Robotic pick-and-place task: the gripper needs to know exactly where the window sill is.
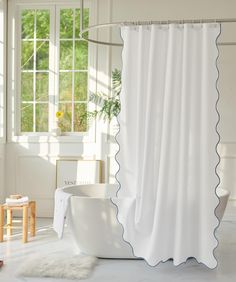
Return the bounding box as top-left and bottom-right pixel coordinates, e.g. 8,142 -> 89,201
9,133 -> 95,143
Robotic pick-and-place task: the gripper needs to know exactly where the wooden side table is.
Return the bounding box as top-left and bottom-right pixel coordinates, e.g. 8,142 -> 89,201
0,201 -> 36,243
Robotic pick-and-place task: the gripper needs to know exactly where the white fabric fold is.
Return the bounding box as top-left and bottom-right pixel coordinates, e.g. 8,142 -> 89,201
112,23 -> 221,268
6,196 -> 29,206
53,188 -> 72,239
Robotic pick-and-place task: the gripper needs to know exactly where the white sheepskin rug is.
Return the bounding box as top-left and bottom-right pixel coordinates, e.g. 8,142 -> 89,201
17,253 -> 98,280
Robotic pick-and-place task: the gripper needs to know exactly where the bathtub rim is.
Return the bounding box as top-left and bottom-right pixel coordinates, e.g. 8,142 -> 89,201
62,184 -> 230,200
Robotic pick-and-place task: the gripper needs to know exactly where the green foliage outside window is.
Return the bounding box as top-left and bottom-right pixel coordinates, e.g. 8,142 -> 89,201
21,9 -> 50,133
20,8 -> 89,133
80,69 -> 121,125
58,8 -> 89,133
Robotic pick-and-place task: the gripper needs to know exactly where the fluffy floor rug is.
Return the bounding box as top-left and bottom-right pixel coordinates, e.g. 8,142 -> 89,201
17,253 -> 98,280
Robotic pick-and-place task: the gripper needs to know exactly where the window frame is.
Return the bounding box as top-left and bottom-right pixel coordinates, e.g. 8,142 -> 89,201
19,6 -> 53,134
9,0 -> 96,143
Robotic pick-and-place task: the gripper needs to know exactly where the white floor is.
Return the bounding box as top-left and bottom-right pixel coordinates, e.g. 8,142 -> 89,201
0,213 -> 236,282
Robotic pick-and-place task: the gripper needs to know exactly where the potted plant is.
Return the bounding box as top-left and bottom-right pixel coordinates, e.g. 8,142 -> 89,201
80,69 -> 121,126
52,111 -> 64,136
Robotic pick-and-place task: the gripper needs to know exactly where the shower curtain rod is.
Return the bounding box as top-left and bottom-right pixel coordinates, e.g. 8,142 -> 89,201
80,1 -> 236,46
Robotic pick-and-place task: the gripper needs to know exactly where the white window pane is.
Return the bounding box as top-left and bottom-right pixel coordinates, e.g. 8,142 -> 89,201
36,41 -> 49,70
36,73 -> 49,101
60,41 -> 73,70
36,103 -> 48,132
21,103 -> 33,132
21,10 -> 35,39
60,9 -> 73,39
75,40 -> 88,70
20,9 -> 50,133
21,72 -> 34,101
58,103 -> 72,132
21,41 -> 34,70
36,10 -> 50,39
59,72 -> 72,101
75,8 -> 89,39
74,72 -> 87,101
74,103 -> 87,132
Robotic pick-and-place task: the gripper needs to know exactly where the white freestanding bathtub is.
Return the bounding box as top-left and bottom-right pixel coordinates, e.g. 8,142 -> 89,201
64,184 -> 230,259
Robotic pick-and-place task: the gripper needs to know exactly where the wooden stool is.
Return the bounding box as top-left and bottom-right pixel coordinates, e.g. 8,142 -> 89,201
0,201 -> 36,243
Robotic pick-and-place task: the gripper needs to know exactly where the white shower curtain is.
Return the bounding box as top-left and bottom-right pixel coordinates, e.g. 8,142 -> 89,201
112,23 -> 221,268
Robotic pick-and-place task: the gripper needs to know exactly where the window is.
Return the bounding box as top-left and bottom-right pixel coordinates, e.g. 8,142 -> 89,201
58,8 -> 89,132
21,9 -> 50,132
19,5 -> 89,134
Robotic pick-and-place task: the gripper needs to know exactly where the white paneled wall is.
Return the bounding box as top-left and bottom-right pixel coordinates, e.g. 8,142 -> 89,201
0,146 -> 5,203
0,0 -> 6,203
3,0 -> 236,217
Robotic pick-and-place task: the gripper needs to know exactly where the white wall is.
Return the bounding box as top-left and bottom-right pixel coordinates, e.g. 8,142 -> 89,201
0,144 -> 5,203
4,0 -> 236,217
0,0 -> 6,203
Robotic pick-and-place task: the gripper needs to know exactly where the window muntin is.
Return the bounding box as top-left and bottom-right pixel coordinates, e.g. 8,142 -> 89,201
20,6 -> 89,134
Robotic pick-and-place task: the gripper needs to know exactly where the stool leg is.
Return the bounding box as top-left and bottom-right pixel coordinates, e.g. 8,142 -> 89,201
7,209 -> 12,237
30,201 -> 36,237
22,206 -> 28,243
0,205 -> 4,242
